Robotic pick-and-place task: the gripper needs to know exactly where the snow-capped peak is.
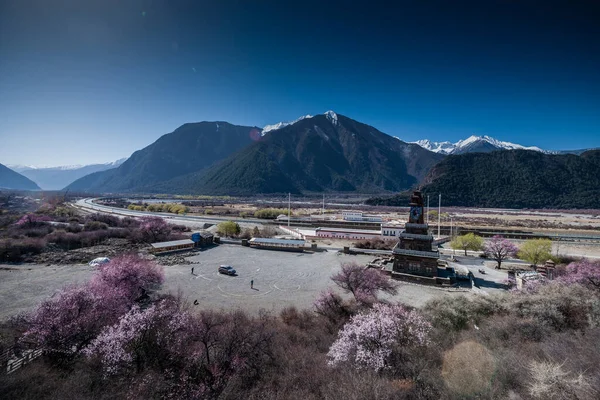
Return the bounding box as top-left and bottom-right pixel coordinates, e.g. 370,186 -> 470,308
324,110 -> 338,125
413,135 -> 548,155
262,114 -> 313,135
261,111 -> 340,135
413,139 -> 455,154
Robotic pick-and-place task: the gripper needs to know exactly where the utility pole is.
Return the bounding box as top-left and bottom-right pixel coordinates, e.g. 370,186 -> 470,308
288,192 -> 291,227
426,195 -> 430,225
450,216 -> 453,238
322,193 -> 325,215
437,194 -> 441,239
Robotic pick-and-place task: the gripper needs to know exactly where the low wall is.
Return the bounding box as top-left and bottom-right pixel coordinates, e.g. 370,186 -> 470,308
279,226 -> 305,239
390,271 -> 453,286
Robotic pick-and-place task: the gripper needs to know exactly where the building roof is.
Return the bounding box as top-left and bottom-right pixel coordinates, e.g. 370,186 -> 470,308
316,227 -> 381,235
249,238 -> 306,246
151,239 -> 195,249
392,247 -> 440,259
382,222 -> 404,228
192,231 -> 213,238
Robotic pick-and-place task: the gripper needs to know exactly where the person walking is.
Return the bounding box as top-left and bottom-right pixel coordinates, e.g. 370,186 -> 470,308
191,267 -> 194,275
250,279 -> 254,289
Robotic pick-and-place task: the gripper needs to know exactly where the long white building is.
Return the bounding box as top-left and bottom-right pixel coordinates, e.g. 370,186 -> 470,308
341,210 -> 383,222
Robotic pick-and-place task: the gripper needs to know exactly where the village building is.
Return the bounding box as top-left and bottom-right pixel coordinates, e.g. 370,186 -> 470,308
341,210 -> 383,222
191,230 -> 214,247
248,238 -> 306,252
150,239 -> 195,254
315,227 -> 383,240
381,222 -> 404,239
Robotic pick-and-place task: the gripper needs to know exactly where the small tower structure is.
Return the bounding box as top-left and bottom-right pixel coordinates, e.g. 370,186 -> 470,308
392,190 -> 439,277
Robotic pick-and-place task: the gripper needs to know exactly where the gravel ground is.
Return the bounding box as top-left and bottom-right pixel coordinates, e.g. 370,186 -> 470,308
0,244 -> 480,320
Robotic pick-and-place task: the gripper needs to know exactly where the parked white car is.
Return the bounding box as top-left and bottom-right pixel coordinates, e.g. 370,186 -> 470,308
88,257 -> 110,267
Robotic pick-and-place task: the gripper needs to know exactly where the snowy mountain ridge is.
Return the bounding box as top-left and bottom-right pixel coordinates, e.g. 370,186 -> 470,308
262,111 -> 339,134
413,135 -> 548,155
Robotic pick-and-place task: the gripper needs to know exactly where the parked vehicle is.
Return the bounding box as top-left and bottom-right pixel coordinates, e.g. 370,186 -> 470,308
218,265 -> 237,276
89,257 -> 110,267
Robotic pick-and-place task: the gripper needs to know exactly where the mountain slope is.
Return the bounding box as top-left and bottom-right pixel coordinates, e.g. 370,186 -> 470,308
11,159 -> 126,190
368,150 -> 600,209
414,135 -> 546,155
151,112 -> 445,195
0,164 -> 41,190
66,122 -> 258,192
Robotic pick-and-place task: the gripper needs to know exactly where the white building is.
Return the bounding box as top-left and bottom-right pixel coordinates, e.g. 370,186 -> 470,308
341,210 -> 383,222
315,227 -> 383,240
381,223 -> 404,239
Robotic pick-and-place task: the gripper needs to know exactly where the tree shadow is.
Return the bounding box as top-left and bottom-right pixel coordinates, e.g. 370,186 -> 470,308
472,277 -> 507,290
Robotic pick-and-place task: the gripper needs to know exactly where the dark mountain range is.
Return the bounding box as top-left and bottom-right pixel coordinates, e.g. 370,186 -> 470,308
66,122 -> 258,192
0,163 -> 41,190
367,150 -> 600,209
10,159 -> 126,190
67,112 -> 443,195
556,148 -> 600,156
148,112 -> 444,195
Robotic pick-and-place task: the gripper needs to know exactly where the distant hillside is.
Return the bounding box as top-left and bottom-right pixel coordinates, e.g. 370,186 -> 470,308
66,122 -> 258,192
11,159 -> 126,190
150,112 -> 444,195
366,150 -> 600,209
556,148 -> 600,156
0,163 -> 41,190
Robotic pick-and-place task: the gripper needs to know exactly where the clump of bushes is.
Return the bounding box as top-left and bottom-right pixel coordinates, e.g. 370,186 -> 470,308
83,221 -> 109,231
127,203 -> 189,215
254,208 -> 290,219
0,237 -> 46,262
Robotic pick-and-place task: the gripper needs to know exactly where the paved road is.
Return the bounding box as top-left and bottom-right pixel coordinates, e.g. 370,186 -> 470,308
74,198 -> 270,226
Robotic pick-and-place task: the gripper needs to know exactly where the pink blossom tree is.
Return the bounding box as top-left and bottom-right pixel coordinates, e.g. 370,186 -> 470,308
559,259 -> 600,291
327,303 -> 431,371
15,213 -> 52,227
23,285 -> 122,362
24,255 -> 164,362
86,304 -> 273,398
90,254 -> 164,304
84,299 -> 191,376
137,216 -> 172,243
331,262 -> 398,304
484,235 -> 518,269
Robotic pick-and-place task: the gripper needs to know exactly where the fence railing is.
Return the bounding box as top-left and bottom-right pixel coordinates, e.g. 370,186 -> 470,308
1,346 -> 43,374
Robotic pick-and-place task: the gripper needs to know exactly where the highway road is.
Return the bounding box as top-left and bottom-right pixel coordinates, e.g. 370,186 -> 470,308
73,198 -> 272,227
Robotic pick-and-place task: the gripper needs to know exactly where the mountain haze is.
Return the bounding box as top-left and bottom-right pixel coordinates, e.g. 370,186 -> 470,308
66,122 -> 258,192
150,112 -> 444,195
11,159 -> 126,190
0,163 -> 41,190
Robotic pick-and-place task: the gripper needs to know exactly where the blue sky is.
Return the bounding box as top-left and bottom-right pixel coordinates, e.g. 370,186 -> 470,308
1,0 -> 599,166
